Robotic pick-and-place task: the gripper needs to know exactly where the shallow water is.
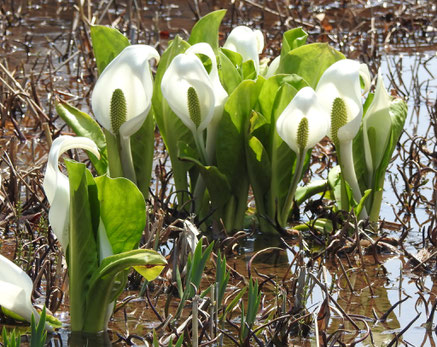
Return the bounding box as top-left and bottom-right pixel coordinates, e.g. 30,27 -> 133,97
1,0 -> 437,345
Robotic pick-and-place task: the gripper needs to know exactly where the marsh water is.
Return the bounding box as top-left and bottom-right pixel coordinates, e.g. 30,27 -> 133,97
0,0 -> 436,346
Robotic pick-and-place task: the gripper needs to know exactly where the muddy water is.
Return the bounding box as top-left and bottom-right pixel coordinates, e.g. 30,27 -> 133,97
1,0 -> 437,346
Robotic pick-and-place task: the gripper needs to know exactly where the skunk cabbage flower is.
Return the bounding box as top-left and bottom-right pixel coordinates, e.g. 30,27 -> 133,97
185,43 -> 228,130
161,47 -> 215,135
316,59 -> 370,144
316,59 -> 370,210
91,45 -> 159,138
276,87 -> 329,154
0,255 -> 53,332
161,43 -> 228,163
224,26 -> 264,74
276,87 -> 329,226
43,135 -> 100,250
363,71 -> 392,176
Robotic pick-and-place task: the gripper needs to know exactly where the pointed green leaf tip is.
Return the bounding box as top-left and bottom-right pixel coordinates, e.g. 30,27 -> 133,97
187,87 -> 201,129
297,117 -> 309,151
331,97 -> 347,145
110,88 -> 127,134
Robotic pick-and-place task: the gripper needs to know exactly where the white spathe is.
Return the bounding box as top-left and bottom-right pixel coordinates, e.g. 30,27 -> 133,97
265,56 -> 280,79
276,86 -> 329,154
161,43 -> 228,137
91,45 -> 159,137
363,71 -> 392,175
0,254 -> 53,332
43,135 -> 100,251
185,43 -> 228,126
316,59 -> 370,143
223,26 -> 264,74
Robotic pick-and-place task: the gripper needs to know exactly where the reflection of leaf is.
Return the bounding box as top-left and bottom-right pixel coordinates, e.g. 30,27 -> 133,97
317,298 -> 330,333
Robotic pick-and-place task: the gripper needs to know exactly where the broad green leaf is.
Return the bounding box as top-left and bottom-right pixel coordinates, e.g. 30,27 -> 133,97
152,36 -> 193,204
295,179 -> 328,206
242,60 -> 256,80
188,10 -> 226,52
90,25 -> 130,74
179,152 -> 231,209
247,136 -> 272,195
215,79 -> 264,230
94,175 -> 146,254
279,28 -> 308,60
134,264 -> 165,281
277,43 -> 345,88
65,160 -> 99,332
131,109 -> 155,198
258,74 -> 308,132
218,79 -> 264,190
84,249 -> 166,332
270,84 -> 298,208
56,101 -> 108,175
218,50 -> 243,94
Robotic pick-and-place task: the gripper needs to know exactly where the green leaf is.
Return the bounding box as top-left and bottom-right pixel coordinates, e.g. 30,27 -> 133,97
30,307 -> 47,347
246,135 -> 272,196
277,43 -> 345,88
65,160 -> 99,332
242,60 -> 257,80
188,240 -> 214,298
354,189 -> 372,217
131,109 -> 155,199
295,179 -> 328,206
327,165 -> 353,212
94,175 -> 146,255
179,153 -> 231,209
218,49 -> 242,94
90,25 -> 130,74
56,101 -> 108,175
152,36 -> 193,204
270,84 -> 298,210
279,27 -> 308,60
84,249 -> 166,332
216,251 -> 229,308
188,10 -> 226,52
216,79 -> 264,230
218,79 -> 264,190
258,74 -> 308,130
